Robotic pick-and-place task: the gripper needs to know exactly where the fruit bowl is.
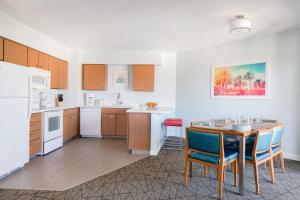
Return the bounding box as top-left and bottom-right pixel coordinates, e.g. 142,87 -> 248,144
146,102 -> 157,109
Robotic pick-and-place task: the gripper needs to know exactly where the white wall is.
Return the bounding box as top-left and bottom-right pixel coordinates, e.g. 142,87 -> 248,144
0,10 -> 70,61
176,29 -> 300,160
80,49 -> 162,65
78,52 -> 177,108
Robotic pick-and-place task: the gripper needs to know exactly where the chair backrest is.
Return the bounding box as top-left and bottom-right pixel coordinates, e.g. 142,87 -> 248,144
272,126 -> 284,147
186,128 -> 222,155
255,129 -> 273,154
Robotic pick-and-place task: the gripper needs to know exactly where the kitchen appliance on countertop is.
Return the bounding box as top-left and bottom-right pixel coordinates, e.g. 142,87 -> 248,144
30,67 -> 50,90
40,110 -> 63,155
0,61 -> 31,178
85,93 -> 95,106
40,92 -> 50,108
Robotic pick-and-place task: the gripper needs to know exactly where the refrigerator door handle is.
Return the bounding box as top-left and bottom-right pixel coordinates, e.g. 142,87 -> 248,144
28,76 -> 32,120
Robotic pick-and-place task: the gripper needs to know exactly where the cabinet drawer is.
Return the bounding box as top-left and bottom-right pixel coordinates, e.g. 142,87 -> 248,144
64,108 -> 78,116
30,113 -> 41,123
30,139 -> 41,156
30,129 -> 41,141
30,122 -> 41,132
101,108 -> 128,114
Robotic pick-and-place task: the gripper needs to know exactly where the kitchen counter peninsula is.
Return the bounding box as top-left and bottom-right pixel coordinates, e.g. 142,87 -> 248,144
126,106 -> 173,155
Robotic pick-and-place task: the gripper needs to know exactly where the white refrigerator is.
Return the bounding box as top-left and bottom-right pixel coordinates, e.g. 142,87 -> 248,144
0,61 -> 31,178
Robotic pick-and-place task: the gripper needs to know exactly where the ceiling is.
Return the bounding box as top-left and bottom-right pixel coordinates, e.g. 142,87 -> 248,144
0,0 -> 300,52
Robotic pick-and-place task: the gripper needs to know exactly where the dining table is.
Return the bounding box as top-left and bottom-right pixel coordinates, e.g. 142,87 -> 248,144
190,119 -> 281,195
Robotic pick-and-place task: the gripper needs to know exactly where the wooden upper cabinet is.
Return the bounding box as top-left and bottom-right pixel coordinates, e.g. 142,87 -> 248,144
82,64 -> 107,91
49,57 -> 68,89
38,51 -> 49,70
0,37 -> 3,61
4,38 -> 28,66
27,48 -> 39,68
58,59 -> 68,89
132,64 -> 154,92
49,56 -> 59,88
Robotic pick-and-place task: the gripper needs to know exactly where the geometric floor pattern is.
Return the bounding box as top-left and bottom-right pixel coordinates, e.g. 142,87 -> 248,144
1,148 -> 300,200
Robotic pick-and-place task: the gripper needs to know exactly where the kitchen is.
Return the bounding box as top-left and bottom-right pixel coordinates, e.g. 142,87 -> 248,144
0,34 -> 176,190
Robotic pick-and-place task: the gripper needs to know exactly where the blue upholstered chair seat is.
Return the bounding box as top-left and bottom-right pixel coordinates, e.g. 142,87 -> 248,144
245,149 -> 271,161
190,150 -> 238,165
272,145 -> 281,154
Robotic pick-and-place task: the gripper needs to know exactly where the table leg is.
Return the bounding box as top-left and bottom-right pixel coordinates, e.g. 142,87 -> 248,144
239,136 -> 245,195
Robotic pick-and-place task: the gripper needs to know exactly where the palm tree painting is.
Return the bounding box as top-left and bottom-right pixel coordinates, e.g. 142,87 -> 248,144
212,62 -> 268,98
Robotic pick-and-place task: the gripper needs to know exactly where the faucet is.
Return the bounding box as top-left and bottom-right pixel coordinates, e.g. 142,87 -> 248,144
116,92 -> 123,105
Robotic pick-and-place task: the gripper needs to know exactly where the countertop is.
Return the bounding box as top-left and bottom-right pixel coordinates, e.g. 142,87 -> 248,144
126,106 -> 173,114
31,105 -> 80,113
32,105 -> 133,113
32,105 -> 173,114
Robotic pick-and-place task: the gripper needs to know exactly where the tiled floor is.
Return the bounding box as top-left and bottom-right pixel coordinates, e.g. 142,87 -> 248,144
0,148 -> 300,199
0,138 -> 146,191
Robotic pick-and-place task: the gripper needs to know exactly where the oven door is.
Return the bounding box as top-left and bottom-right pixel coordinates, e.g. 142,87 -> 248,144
43,110 -> 63,142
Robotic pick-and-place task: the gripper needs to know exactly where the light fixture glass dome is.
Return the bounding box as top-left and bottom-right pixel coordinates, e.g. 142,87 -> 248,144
230,15 -> 251,35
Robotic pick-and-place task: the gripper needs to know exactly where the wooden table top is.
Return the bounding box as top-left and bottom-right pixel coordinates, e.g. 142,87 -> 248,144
190,120 -> 281,137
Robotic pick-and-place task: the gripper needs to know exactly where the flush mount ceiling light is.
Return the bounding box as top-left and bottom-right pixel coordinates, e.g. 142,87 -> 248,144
229,14 -> 251,35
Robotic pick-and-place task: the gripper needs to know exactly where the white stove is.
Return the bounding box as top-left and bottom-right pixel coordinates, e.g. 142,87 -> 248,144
40,110 -> 63,155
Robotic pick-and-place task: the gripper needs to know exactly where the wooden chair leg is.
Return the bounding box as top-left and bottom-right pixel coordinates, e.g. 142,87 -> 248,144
204,165 -> 208,177
218,166 -> 224,200
234,160 -> 237,187
269,158 -> 275,184
223,166 -> 226,182
253,162 -> 260,195
279,152 -> 285,174
184,157 -> 190,185
263,162 -> 267,169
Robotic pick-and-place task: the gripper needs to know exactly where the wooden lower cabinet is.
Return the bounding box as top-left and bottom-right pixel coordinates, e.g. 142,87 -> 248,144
30,139 -> 41,156
116,114 -> 128,136
29,113 -> 42,157
101,113 -> 117,136
101,108 -> 128,137
63,108 -> 80,142
128,113 -> 151,151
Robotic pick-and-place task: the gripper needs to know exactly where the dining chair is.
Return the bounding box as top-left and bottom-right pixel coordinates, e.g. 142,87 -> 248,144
184,127 -> 238,200
245,129 -> 275,195
271,125 -> 285,173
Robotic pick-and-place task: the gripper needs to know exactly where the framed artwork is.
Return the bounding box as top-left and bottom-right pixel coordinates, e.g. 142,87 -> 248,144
113,70 -> 128,87
211,60 -> 270,99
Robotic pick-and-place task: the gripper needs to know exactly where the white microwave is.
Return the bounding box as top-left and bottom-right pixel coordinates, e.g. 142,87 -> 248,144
29,67 -> 51,90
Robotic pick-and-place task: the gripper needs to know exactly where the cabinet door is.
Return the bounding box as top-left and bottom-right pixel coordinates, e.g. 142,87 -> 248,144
82,64 -> 107,90
49,56 -> 59,88
101,113 -> 116,136
28,48 -> 39,68
63,115 -> 71,142
58,59 -> 68,89
30,139 -> 41,157
116,114 -> 128,136
128,113 -> 150,150
38,51 -> 49,70
0,37 -> 3,61
71,113 -> 79,137
132,64 -> 154,92
4,39 -> 28,66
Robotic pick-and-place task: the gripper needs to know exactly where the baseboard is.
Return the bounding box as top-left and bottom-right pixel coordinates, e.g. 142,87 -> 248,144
284,152 -> 300,161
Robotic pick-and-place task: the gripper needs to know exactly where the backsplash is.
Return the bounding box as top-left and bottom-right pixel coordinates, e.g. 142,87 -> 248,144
32,89 -> 62,109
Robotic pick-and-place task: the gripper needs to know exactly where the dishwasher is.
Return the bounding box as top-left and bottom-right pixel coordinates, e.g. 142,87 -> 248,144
80,107 -> 101,138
